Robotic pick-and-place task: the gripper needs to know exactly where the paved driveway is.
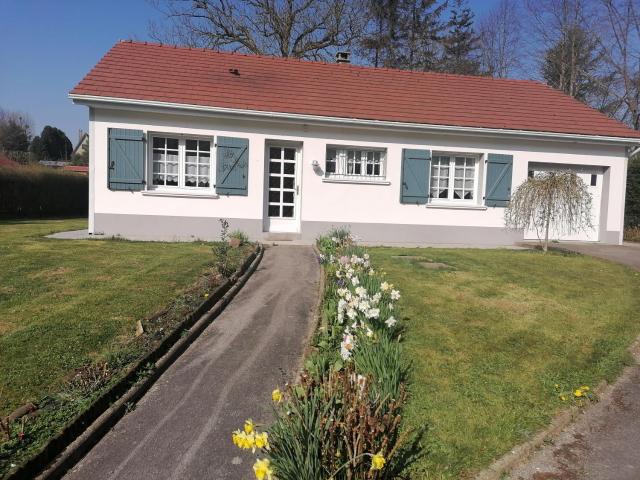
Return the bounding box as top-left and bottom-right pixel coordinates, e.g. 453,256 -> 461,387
507,241 -> 640,480
64,245 -> 319,480
554,242 -> 640,271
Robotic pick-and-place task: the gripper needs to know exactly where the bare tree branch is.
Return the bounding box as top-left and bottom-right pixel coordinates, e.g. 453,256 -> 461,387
148,0 -> 367,60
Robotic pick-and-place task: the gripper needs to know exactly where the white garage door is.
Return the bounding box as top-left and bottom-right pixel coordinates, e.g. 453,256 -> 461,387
524,166 -> 603,242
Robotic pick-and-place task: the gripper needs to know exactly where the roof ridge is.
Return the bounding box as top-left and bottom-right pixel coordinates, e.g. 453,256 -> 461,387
115,39 -> 543,86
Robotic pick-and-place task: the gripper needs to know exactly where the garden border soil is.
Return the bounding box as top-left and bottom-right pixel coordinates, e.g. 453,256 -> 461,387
6,244 -> 264,480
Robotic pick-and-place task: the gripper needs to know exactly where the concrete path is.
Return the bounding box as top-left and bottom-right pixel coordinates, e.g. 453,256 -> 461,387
64,245 -> 319,480
505,243 -> 640,480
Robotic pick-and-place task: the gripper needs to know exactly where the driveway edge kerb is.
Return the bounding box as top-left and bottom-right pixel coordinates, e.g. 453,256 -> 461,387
7,244 -> 264,480
475,336 -> 640,480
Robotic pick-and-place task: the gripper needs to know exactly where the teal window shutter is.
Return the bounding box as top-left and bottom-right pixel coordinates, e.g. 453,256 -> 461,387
108,128 -> 145,191
216,136 -> 249,196
485,153 -> 513,207
400,149 -> 431,204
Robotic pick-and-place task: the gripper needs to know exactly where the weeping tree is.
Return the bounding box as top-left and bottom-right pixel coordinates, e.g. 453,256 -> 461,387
505,171 -> 593,252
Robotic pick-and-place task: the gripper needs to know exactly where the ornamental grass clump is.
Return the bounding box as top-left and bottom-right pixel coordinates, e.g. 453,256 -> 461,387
231,228 -> 423,479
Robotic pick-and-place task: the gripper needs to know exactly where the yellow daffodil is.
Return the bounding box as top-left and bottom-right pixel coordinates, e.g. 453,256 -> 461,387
232,430 -> 256,451
271,388 -> 283,403
574,389 -> 583,397
253,458 -> 274,480
244,419 -> 255,434
370,452 -> 386,471
255,431 -> 270,450
580,385 -> 590,391
560,395 -> 567,401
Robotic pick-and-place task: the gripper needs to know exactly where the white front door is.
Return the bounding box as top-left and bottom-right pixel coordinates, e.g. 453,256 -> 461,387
524,167 -> 603,242
265,145 -> 301,233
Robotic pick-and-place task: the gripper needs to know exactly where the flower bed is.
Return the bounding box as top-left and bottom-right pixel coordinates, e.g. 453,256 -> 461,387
232,228 -> 422,479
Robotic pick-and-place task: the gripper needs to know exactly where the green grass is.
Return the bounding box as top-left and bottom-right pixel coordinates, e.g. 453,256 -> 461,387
0,218 -> 225,414
369,248 -> 640,479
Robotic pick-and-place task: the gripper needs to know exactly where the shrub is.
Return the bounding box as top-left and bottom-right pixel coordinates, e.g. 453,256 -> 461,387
0,164 -> 87,217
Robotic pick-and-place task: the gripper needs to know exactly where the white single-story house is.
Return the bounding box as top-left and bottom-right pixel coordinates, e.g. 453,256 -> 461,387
70,41 -> 640,245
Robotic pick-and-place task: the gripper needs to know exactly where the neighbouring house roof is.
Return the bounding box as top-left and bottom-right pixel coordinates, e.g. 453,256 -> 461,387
73,132 -> 89,156
71,40 -> 640,140
0,153 -> 19,167
63,165 -> 89,174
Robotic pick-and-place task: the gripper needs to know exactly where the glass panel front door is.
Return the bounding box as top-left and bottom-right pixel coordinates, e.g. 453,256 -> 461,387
268,147 -> 296,219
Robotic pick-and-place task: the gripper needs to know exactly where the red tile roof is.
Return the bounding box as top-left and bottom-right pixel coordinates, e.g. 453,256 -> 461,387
63,165 -> 89,174
72,41 -> 640,140
0,153 -> 19,167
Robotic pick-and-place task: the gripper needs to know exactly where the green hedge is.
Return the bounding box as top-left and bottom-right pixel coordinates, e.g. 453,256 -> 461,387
0,165 -> 88,217
626,155 -> 640,228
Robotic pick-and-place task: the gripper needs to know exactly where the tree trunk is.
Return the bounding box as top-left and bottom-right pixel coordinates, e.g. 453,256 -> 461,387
544,217 -> 550,252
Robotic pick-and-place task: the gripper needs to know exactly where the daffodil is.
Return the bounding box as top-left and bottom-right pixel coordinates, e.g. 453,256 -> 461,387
244,419 -> 255,434
232,430 -> 256,450
271,388 -> 282,403
560,395 -> 567,401
580,385 -> 590,391
370,452 -> 386,471
255,431 -> 270,450
574,389 -> 583,397
253,458 -> 274,480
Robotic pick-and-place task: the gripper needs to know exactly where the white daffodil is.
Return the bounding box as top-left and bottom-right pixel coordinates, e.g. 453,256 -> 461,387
390,289 -> 401,300
340,333 -> 356,360
380,281 -> 390,291
346,308 -> 357,319
385,316 -> 397,328
366,308 -> 380,319
355,286 -> 367,298
351,276 -> 360,286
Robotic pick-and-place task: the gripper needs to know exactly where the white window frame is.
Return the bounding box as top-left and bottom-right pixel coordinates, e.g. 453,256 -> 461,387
429,152 -> 480,204
147,133 -> 215,192
324,146 -> 387,182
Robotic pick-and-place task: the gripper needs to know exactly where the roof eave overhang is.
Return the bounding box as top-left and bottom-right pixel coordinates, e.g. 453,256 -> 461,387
69,94 -> 640,146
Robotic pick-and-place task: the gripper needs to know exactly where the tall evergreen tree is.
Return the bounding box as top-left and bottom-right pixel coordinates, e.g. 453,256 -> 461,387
395,0 -> 448,71
31,126 -> 72,161
359,0 -> 401,67
542,24 -> 603,102
441,0 -> 480,75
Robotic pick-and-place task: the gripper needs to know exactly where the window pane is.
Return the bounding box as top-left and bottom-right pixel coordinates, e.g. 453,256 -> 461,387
268,205 -> 280,217
326,148 -> 336,160
283,191 -> 294,204
282,206 -> 294,217
198,178 -> 210,187
269,147 -> 281,159
269,176 -> 280,188
269,191 -> 280,202
284,148 -> 295,160
269,162 -> 281,174
186,139 -> 198,150
283,163 -> 295,175
199,140 -> 210,151
283,177 -> 294,189
167,138 -> 179,150
326,160 -> 336,173
153,137 -> 164,148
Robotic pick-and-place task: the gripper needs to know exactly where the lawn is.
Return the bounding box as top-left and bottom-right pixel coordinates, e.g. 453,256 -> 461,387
0,218 -> 232,414
369,248 -> 640,479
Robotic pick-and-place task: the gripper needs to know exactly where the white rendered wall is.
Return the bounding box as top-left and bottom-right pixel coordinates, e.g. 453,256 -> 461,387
89,108 -> 629,243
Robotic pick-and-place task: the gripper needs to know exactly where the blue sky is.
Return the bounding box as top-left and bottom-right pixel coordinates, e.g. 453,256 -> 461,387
0,0 -> 498,143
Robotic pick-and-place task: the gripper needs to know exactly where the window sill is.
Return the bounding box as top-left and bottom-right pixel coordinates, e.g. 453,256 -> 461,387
142,190 -> 219,199
426,203 -> 487,211
322,177 -> 390,186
